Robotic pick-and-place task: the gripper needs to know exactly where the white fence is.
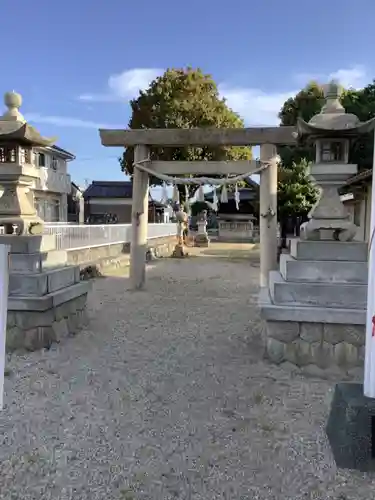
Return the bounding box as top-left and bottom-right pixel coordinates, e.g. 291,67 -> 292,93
43,223 -> 176,251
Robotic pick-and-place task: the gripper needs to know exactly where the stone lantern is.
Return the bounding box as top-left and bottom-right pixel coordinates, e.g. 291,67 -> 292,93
0,91 -> 56,235
260,81 -> 375,379
297,81 -> 375,241
0,92 -> 91,355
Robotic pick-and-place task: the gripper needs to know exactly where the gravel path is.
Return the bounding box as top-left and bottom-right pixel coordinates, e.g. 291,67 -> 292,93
1,243 -> 374,499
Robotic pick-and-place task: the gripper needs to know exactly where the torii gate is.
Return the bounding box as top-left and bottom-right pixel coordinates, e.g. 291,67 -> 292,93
98,126 -> 296,290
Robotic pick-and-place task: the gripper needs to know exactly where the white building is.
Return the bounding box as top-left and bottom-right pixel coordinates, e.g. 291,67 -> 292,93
341,168 -> 372,242
32,144 -> 75,222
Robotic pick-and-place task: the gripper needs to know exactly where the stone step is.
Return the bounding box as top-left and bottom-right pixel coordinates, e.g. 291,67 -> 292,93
269,270 -> 367,309
259,287 -> 366,325
9,266 -> 80,297
280,254 -> 368,284
9,250 -> 68,273
8,281 -> 91,312
290,239 -> 368,262
0,234 -> 56,254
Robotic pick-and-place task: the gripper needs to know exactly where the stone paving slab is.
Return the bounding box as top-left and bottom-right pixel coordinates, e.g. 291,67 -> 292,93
0,242 -> 374,499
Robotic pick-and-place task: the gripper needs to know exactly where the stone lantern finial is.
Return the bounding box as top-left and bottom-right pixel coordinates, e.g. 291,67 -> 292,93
323,80 -> 341,99
320,80 -> 345,115
308,80 -> 359,130
1,91 -> 26,123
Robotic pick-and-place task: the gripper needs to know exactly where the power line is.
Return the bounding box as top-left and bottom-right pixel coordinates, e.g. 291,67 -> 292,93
73,155 -> 121,162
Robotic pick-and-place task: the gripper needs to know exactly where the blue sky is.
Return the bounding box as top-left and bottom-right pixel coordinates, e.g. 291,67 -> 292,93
1,0 -> 375,193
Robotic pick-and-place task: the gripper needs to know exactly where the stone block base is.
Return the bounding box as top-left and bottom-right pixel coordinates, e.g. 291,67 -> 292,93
264,319 -> 364,377
326,383 -> 375,471
194,234 -> 210,247
6,293 -> 89,352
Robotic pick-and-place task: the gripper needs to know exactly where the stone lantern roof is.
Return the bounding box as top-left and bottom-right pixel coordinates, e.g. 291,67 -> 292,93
295,81 -> 375,139
0,91 -> 56,146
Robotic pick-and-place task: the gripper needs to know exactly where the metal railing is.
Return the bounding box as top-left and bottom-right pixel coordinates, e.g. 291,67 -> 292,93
43,223 -> 176,251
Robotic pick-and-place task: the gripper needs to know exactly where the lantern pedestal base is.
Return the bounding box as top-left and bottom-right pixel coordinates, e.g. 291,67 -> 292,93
171,244 -> 188,258
300,217 -> 357,242
326,383 -> 375,472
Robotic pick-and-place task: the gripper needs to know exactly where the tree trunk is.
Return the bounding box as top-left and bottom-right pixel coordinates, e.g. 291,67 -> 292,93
280,217 -> 288,249
177,184 -> 196,208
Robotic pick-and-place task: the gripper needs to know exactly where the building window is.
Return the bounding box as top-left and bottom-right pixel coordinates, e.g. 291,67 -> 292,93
34,198 -> 43,219
51,156 -> 58,170
51,200 -> 60,221
38,153 -> 46,167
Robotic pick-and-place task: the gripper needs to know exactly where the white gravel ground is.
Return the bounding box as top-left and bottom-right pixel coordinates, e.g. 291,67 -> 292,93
0,243 -> 374,499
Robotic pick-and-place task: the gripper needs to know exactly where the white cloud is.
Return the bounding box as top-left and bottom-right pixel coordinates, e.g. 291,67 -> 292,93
295,65 -> 368,90
330,66 -> 368,89
25,113 -> 122,129
222,65 -> 368,126
78,68 -> 164,102
218,85 -> 297,126
77,67 -> 296,126
28,65 -> 369,130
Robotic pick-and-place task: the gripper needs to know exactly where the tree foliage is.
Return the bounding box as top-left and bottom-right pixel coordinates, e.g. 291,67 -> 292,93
120,68 -> 252,200
277,159 -> 318,219
278,82 -> 324,168
190,201 -> 210,216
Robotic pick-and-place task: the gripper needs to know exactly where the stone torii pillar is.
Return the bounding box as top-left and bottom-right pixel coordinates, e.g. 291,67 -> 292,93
129,145 -> 150,290
259,143 -> 278,288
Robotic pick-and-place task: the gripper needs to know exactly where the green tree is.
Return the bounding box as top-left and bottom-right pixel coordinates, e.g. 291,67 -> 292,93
278,159 -> 318,219
276,82 -> 323,236
277,158 -> 319,246
342,83 -> 375,168
120,68 -> 252,202
190,201 -> 210,216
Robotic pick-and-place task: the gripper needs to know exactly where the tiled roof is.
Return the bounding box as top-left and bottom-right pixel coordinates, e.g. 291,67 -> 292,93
83,181 -> 133,199
343,168 -> 372,187
83,181 -> 167,208
47,145 -> 76,161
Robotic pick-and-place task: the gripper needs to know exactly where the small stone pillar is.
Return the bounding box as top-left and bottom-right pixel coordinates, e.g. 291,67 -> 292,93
195,210 -> 210,247
76,191 -> 85,224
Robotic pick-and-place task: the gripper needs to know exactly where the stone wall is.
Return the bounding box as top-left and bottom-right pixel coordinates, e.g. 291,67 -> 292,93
218,221 -> 259,243
265,320 -> 364,378
66,236 -> 176,278
7,293 -> 88,352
